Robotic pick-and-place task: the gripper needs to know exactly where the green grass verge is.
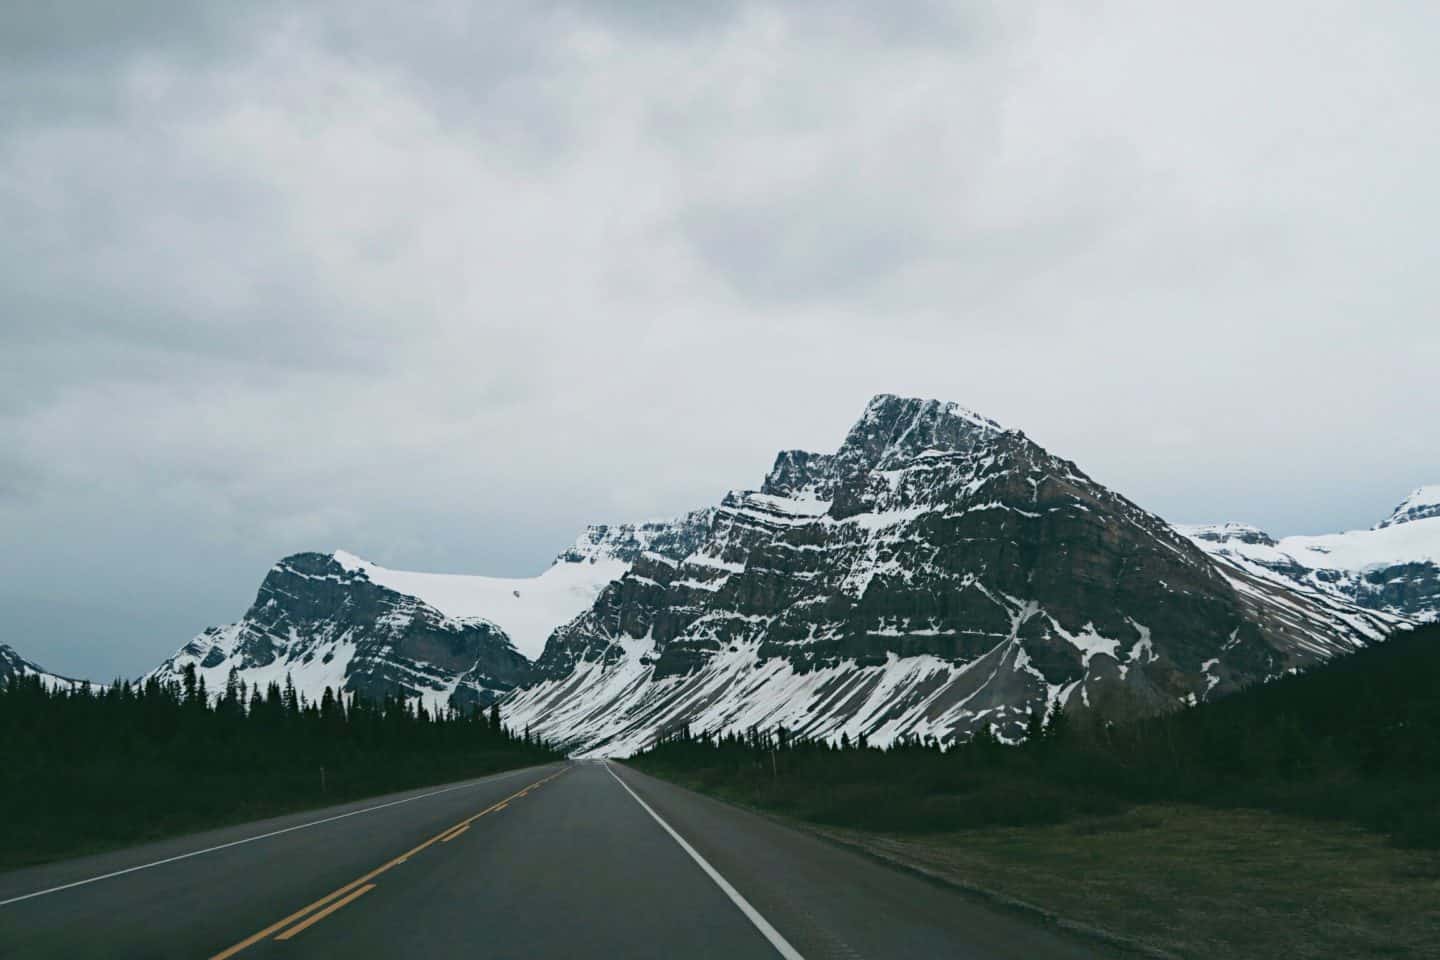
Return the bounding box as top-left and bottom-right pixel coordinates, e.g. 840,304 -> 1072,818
639,765 -> 1440,959
813,805 -> 1440,960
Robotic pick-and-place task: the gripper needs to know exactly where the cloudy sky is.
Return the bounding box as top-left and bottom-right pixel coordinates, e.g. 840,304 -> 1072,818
3,1 -> 1436,680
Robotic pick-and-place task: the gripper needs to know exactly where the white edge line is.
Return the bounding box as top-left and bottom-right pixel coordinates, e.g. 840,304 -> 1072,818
604,761 -> 805,960
0,766 -> 543,907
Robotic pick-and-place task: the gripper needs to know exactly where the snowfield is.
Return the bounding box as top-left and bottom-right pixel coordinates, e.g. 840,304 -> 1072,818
1178,516 -> 1440,573
1177,487 -> 1440,623
334,550 -> 627,659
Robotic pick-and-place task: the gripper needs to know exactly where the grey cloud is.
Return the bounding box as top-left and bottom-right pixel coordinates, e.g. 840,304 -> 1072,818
680,198 -> 932,302
558,0 -> 987,49
0,2 -> 249,62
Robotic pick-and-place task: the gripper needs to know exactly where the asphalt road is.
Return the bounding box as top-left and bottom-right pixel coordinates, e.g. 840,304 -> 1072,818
0,761 -> 1102,959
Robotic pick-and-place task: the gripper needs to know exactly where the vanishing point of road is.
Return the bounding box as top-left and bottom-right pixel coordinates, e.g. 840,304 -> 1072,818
0,761 -> 1102,958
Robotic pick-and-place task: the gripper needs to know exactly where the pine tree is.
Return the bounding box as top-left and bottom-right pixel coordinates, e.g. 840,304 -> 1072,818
181,663 -> 198,705
1024,704 -> 1046,744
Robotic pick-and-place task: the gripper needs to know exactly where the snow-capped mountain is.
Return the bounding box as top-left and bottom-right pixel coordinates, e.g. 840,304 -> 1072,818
137,395 -> 1416,754
1177,486 -> 1440,622
1377,486 -> 1440,529
148,513 -> 712,711
504,395 -> 1400,755
0,642 -> 84,691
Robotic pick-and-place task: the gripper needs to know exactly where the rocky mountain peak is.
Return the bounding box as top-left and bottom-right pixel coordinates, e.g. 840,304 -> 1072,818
507,394 -> 1398,755
837,394 -> 1004,472
1377,485 -> 1440,529
1179,522 -> 1280,548
761,449 -> 838,501
555,510 -> 716,566
760,395 -> 1004,506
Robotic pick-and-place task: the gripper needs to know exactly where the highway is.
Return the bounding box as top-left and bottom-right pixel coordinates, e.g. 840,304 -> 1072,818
0,761 -> 1102,958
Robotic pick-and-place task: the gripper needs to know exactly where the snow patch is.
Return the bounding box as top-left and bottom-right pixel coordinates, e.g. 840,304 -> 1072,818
333,550 -> 627,659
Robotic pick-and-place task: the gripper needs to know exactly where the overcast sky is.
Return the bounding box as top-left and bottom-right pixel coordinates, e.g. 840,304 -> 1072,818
3,1 -> 1437,680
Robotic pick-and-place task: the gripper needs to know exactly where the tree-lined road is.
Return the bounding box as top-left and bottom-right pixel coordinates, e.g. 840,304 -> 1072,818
0,761 -> 1100,958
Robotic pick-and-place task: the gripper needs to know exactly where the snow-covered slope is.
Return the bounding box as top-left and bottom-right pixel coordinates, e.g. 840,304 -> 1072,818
1177,488 -> 1440,622
332,550 -> 627,660
505,394 -> 1400,756
148,513 -> 714,711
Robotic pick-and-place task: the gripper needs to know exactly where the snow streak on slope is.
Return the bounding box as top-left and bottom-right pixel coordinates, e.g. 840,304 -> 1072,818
506,634 -> 1047,758
333,550 -> 626,660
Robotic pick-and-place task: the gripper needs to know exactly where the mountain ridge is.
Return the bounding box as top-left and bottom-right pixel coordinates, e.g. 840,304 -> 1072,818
1176,494 -> 1440,623
504,395 -> 1402,755
144,510 -> 714,710
16,394 -> 1427,757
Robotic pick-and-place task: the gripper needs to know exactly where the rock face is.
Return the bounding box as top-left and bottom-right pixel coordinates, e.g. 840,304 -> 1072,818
147,515 -> 712,711
558,511 -> 717,565
504,395 -> 1401,755
1177,488 -> 1440,623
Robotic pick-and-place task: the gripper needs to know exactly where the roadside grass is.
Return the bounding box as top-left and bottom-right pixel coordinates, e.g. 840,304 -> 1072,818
642,763 -> 1440,959
628,624 -> 1440,955
811,804 -> 1440,960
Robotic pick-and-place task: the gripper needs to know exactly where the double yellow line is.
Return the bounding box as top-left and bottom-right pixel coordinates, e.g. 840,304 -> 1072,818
210,767 -> 566,958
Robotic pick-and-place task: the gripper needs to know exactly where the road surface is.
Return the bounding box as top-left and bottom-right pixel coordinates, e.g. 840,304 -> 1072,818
0,761 -> 1103,958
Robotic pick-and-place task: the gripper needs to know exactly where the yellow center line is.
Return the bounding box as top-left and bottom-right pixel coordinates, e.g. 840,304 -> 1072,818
439,825 -> 469,843
273,884 -> 375,941
208,767 -> 566,959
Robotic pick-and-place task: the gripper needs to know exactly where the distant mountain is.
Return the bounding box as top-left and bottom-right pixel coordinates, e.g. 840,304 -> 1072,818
0,642 -> 83,691
147,513 -> 713,711
504,395 -> 1401,755
1377,486 -> 1440,528
1177,485 -> 1440,622
129,396 -> 1419,754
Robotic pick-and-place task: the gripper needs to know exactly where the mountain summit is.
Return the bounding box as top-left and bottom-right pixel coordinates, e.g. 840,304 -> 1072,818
1377,485 -> 1440,529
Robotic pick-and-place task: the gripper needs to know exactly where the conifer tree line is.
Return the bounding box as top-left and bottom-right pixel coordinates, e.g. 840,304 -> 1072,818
0,664 -> 559,868
632,623 -> 1440,849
